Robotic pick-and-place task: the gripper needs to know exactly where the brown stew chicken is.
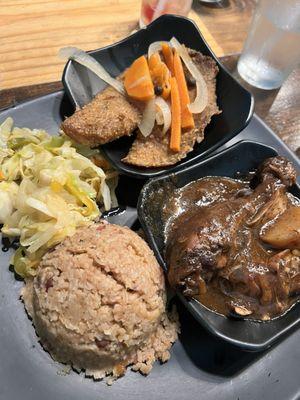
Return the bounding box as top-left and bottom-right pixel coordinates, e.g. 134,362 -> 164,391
166,157 -> 300,320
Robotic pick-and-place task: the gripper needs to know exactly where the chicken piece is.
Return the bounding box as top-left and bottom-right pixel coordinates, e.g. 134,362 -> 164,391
61,86 -> 141,147
269,250 -> 300,296
258,155 -> 297,187
246,188 -> 288,226
123,51 -> 220,167
166,156 -> 300,319
260,205 -> 300,249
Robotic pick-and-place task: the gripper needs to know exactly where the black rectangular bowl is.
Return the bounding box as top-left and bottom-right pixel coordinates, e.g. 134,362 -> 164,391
137,140 -> 300,351
62,14 -> 254,179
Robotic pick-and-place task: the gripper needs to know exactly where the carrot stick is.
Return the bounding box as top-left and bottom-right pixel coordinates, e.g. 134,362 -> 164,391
170,77 -> 181,152
161,43 -> 174,76
173,51 -> 195,131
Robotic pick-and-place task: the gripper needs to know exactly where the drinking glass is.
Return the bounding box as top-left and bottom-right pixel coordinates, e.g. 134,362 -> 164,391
140,0 -> 193,27
237,0 -> 300,90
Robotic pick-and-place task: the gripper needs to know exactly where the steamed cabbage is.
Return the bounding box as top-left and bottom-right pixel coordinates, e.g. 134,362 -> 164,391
0,118 -> 118,277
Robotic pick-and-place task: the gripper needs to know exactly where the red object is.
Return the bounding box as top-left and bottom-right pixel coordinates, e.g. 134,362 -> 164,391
141,1 -> 157,24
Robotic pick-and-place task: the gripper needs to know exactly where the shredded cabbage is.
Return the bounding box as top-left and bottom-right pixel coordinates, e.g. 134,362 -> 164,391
0,118 -> 118,277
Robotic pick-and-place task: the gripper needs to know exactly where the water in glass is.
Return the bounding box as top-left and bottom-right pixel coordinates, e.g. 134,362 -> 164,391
238,0 -> 300,89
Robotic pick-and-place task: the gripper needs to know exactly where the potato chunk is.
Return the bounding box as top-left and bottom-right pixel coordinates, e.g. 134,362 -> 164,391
260,206 -> 300,249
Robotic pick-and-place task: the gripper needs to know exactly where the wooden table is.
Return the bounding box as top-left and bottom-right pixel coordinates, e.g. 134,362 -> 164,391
0,0 -> 299,156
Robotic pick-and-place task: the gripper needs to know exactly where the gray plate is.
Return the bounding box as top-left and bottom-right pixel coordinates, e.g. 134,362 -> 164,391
0,92 -> 299,400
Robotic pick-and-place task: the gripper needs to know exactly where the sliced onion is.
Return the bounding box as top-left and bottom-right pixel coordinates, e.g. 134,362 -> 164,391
156,109 -> 164,126
155,97 -> 171,134
138,99 -> 156,137
170,37 -> 208,113
148,41 -> 169,59
190,80 -> 208,114
59,47 -> 125,95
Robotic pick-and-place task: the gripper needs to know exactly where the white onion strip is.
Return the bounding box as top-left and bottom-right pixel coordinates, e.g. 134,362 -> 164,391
155,97 -> 171,134
191,80 -> 208,114
148,41 -> 169,59
138,98 -> 156,137
59,47 -> 125,95
170,37 -> 208,113
156,109 -> 164,126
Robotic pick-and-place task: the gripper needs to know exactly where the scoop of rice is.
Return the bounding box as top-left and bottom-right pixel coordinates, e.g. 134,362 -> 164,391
22,221 -> 178,383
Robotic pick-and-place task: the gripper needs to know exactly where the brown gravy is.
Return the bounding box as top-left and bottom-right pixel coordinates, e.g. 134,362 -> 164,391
165,157 -> 300,320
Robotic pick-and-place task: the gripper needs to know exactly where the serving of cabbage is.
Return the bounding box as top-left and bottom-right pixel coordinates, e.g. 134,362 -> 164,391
0,118 -> 118,277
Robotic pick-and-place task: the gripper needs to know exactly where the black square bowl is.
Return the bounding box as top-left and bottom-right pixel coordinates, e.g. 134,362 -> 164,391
62,14 -> 254,179
137,140 -> 300,351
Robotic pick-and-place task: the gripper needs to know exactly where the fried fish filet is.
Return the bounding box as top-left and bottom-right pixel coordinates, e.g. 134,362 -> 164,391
61,86 -> 142,147
123,51 -> 220,167
61,49 -> 220,167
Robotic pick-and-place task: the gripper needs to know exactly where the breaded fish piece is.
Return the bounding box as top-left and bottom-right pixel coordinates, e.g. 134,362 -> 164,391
61,86 -> 141,147
123,52 -> 220,167
123,125 -> 197,168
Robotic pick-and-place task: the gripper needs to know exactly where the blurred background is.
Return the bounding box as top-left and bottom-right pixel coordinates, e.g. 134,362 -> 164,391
0,0 -> 258,88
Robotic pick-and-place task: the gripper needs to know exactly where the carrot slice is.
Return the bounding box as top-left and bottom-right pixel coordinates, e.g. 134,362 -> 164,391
170,77 -> 181,152
162,43 -> 174,76
173,51 -> 195,131
148,53 -> 161,71
124,55 -> 154,101
148,52 -> 171,100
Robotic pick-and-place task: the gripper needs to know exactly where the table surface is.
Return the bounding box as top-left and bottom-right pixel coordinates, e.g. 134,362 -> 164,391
0,0 -> 299,156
